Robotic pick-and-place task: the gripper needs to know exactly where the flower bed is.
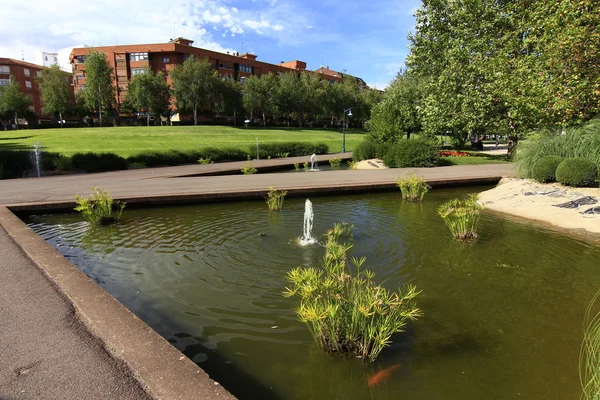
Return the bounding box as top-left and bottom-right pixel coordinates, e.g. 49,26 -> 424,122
439,150 -> 478,157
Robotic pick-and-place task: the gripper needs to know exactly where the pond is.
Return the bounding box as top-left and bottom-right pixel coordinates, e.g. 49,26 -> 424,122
25,187 -> 600,400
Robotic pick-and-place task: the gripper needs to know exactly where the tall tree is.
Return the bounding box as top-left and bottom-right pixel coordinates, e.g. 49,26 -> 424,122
170,56 -> 220,125
296,72 -> 328,127
242,73 -> 279,126
0,76 -> 31,129
276,72 -> 301,127
126,68 -> 170,126
83,51 -> 115,127
38,65 -> 72,127
217,78 -> 244,126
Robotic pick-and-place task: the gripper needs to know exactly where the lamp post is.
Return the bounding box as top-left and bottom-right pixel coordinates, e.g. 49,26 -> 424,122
342,107 -> 352,153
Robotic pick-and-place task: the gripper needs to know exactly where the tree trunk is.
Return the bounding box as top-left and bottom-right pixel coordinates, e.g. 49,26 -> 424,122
99,101 -> 102,127
233,109 -> 236,126
14,112 -> 19,130
59,112 -> 63,128
193,105 -> 198,125
147,113 -> 150,126
262,111 -> 266,127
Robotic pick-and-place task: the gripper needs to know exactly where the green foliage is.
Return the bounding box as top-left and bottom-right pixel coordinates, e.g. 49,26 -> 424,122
241,160 -> 257,175
303,161 -> 309,172
38,65 -> 72,124
128,147 -> 248,167
243,73 -> 279,126
126,68 -> 170,125
0,76 -> 31,122
294,163 -> 300,171
0,150 -> 31,179
515,120 -> 600,178
580,291 -> 600,400
555,158 -> 598,187
74,187 -> 125,226
197,157 -> 213,165
382,137 -> 441,168
253,142 -> 328,159
71,152 -> 128,173
329,157 -> 342,168
171,56 -> 221,125
347,160 -> 358,170
83,51 -> 115,126
265,187 -> 287,211
326,221 -> 354,242
531,156 -> 564,183
438,194 -> 483,241
50,154 -> 74,172
352,140 -> 378,161
396,174 -> 430,201
284,224 -> 422,362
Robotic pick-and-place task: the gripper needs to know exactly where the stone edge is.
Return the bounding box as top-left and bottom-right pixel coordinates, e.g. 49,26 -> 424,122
0,205 -> 235,400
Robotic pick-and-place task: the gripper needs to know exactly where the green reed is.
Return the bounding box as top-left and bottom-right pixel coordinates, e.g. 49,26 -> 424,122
74,187 -> 125,226
303,161 -> 310,172
347,160 -> 358,170
241,160 -> 257,175
284,224 -> 422,362
397,174 -> 430,201
294,163 -> 300,171
265,187 -> 287,211
437,193 -> 482,240
329,157 -> 342,168
580,291 -> 600,400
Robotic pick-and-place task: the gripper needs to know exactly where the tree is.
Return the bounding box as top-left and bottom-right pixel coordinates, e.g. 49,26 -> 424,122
296,72 -> 328,127
367,71 -> 422,143
276,72 -> 301,126
38,65 -> 72,127
0,76 -> 31,129
83,51 -> 115,127
171,56 -> 220,125
242,73 -> 279,126
126,68 -> 170,126
217,78 -> 244,126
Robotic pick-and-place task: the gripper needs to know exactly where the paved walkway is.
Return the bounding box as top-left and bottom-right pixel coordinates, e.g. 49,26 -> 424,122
0,159 -> 514,399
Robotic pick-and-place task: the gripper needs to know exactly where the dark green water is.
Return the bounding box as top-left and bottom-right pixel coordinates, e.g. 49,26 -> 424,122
25,187 -> 600,400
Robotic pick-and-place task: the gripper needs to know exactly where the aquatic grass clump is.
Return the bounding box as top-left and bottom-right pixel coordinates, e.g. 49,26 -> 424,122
396,174 -> 430,201
329,157 -> 342,168
265,187 -> 287,211
580,291 -> 600,400
74,187 -> 125,226
437,194 -> 482,240
241,160 -> 257,175
284,225 -> 422,362
326,221 -> 353,241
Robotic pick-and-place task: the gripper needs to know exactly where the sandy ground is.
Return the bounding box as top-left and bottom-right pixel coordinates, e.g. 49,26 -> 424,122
355,158 -> 388,170
479,178 -> 600,238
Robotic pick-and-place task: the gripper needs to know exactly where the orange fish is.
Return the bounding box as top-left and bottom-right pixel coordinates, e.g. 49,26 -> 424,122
368,363 -> 402,387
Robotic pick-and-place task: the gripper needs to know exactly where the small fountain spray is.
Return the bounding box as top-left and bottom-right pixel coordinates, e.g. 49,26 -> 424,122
309,154 -> 319,172
33,142 -> 42,178
298,199 -> 317,246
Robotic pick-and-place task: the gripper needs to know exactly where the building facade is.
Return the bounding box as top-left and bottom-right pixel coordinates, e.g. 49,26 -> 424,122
0,58 -> 73,122
70,37 -> 313,109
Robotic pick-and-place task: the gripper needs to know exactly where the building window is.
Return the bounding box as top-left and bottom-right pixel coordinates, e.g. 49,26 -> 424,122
24,68 -> 30,77
130,52 -> 149,61
76,56 -> 86,63
130,68 -> 146,76
25,81 -> 32,89
239,64 -> 252,73
0,78 -> 10,86
162,57 -> 170,63
36,70 -> 42,78
0,65 -> 9,74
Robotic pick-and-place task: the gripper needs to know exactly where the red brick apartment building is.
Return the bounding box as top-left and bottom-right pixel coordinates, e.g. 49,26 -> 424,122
70,38 -> 366,111
70,37 -> 312,109
0,58 -> 75,121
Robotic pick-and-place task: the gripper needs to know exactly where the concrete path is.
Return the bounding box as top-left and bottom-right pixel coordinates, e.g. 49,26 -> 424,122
0,225 -> 151,400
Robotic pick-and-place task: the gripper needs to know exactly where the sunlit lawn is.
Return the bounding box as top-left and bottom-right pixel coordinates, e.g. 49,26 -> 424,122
0,126 -> 366,157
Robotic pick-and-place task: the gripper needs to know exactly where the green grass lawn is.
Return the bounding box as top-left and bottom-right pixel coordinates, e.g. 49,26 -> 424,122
0,126 -> 367,157
440,154 -> 510,165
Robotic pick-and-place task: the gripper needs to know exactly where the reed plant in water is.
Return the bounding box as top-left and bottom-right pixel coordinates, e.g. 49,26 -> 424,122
294,163 -> 300,171
329,157 -> 342,168
303,161 -> 310,172
437,193 -> 482,240
580,290 -> 600,400
265,187 -> 287,211
347,160 -> 358,170
284,224 -> 422,362
74,187 -> 125,226
241,160 -> 257,175
396,174 -> 430,201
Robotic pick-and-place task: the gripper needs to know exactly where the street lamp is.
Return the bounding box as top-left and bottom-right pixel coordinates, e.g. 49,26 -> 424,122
342,107 -> 352,153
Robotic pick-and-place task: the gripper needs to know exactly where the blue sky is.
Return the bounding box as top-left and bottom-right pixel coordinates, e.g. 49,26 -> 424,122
0,0 -> 421,89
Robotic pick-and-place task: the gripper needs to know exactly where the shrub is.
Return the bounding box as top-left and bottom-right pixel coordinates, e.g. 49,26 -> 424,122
352,140 -> 379,161
382,137 -> 441,168
555,158 -> 598,187
74,187 -> 125,226
347,160 -> 358,170
294,163 -> 300,171
397,174 -> 430,201
72,152 -> 128,173
0,150 -> 31,179
438,194 -> 483,241
265,187 -> 287,211
531,156 -> 564,183
197,157 -> 213,164
515,119 -> 600,178
254,142 -> 329,159
580,291 -> 600,400
284,224 -> 422,362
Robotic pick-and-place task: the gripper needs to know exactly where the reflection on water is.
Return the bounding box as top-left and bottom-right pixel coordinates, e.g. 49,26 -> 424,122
26,187 -> 600,400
